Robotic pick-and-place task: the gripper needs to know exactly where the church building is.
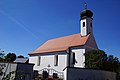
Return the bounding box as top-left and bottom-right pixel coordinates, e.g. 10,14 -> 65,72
29,8 -> 98,79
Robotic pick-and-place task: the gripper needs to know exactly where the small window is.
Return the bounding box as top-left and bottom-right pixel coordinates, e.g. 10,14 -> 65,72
83,22 -> 85,27
37,56 -> 41,66
54,55 -> 58,66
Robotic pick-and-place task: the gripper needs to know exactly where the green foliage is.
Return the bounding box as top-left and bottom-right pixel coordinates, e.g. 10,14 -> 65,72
85,50 -> 120,72
0,49 -> 5,62
0,57 -> 3,62
99,55 -> 119,72
5,53 -> 16,62
17,55 -> 24,58
85,50 -> 106,69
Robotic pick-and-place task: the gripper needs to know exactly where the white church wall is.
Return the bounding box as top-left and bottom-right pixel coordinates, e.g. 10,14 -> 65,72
71,48 -> 85,68
63,67 -> 67,80
29,52 -> 67,72
29,56 -> 38,64
29,56 -> 39,70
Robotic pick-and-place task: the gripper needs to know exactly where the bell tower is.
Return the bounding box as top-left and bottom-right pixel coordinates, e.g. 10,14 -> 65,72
80,6 -> 93,36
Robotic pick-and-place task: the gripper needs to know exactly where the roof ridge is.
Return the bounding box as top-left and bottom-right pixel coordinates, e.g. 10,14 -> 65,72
48,33 -> 81,41
29,33 -> 90,54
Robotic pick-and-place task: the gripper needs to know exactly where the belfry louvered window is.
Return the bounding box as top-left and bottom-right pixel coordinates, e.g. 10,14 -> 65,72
83,22 -> 85,27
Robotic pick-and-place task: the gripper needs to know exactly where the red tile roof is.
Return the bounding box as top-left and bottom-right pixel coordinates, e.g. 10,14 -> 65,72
29,33 -> 90,54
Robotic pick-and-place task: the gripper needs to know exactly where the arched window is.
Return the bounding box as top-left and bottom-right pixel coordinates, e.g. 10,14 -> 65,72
37,56 -> 41,66
54,55 -> 58,66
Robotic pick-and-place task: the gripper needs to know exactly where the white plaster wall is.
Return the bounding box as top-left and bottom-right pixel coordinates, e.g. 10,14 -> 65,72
29,56 -> 38,64
63,68 -> 67,80
29,56 -> 40,70
29,54 -> 67,72
81,18 -> 92,36
81,19 -> 87,36
71,49 -> 85,68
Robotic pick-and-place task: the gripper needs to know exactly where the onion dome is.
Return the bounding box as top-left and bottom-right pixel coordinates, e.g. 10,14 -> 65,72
80,9 -> 93,19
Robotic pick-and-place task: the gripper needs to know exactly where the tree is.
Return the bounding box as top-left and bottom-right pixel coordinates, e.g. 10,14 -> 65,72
0,50 -> 18,79
0,49 -> 5,62
85,50 -> 120,72
5,53 -> 16,62
85,50 -> 106,69
99,55 -> 119,72
17,55 -> 24,58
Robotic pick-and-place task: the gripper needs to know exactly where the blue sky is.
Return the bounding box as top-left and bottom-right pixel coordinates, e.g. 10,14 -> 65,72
0,0 -> 120,58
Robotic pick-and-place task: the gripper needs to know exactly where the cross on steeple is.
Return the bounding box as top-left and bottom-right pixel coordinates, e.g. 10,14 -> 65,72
84,2 -> 87,10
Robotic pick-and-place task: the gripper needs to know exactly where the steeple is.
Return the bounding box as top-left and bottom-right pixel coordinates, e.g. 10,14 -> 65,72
80,4 -> 93,36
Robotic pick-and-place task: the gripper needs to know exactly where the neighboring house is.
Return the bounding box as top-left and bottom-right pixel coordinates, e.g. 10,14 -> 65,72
0,58 -> 34,80
28,8 -> 116,80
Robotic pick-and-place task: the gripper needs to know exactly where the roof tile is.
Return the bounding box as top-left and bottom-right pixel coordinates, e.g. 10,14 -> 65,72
29,33 -> 90,54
